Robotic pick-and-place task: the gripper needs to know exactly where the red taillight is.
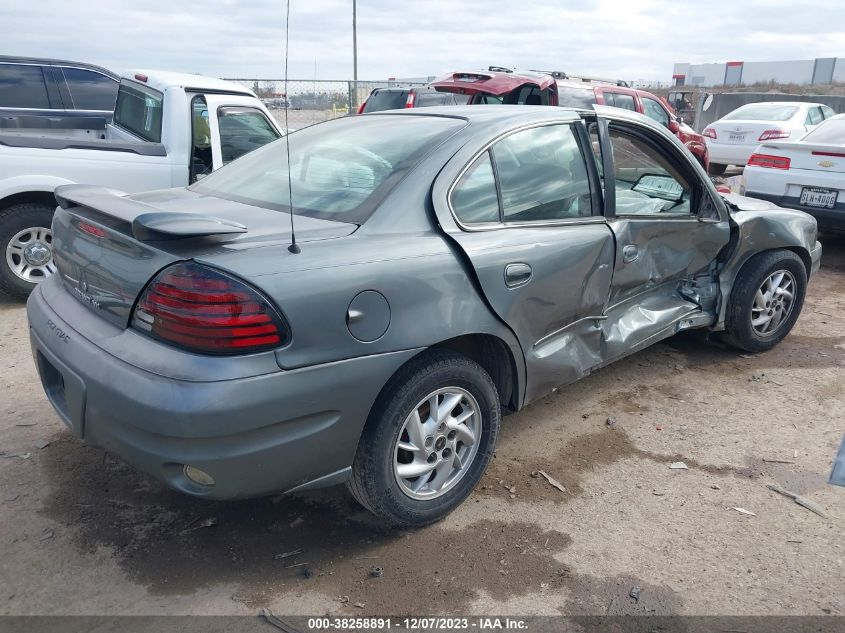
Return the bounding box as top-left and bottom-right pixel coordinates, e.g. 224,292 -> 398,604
131,262 -> 288,355
134,73 -> 148,83
703,127 -> 717,139
747,153 -> 791,170
758,128 -> 790,141
357,100 -> 367,114
405,91 -> 416,108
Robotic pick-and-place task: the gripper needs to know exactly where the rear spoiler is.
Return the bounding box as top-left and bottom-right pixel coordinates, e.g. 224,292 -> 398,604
54,184 -> 247,241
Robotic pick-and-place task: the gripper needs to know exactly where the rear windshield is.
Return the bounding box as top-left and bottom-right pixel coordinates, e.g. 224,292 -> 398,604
801,118 -> 845,144
190,114 -> 465,224
113,80 -> 163,142
556,85 -> 597,108
723,103 -> 799,122
362,90 -> 408,113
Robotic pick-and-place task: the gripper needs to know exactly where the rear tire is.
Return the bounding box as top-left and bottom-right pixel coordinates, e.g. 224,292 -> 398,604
348,349 -> 501,528
723,250 -> 807,353
0,203 -> 56,298
708,163 -> 728,176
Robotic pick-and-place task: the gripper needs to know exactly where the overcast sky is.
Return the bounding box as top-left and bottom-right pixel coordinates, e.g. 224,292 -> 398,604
4,0 -> 845,82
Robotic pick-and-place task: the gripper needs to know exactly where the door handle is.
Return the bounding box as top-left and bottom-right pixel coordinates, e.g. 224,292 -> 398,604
622,244 -> 639,264
504,263 -> 532,288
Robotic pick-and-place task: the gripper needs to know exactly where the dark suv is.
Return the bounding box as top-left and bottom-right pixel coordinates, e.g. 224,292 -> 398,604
0,56 -> 118,120
357,86 -> 465,114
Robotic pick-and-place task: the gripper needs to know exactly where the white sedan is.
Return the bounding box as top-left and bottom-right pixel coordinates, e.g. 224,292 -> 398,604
744,113 -> 845,233
703,101 -> 836,175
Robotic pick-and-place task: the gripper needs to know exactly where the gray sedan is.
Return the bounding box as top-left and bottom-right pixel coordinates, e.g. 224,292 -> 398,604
28,105 -> 821,527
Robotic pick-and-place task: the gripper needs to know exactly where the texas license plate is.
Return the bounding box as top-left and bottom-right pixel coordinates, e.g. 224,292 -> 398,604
728,132 -> 746,143
800,187 -> 837,209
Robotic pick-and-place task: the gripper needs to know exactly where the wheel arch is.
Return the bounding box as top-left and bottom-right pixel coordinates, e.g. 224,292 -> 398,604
0,190 -> 59,212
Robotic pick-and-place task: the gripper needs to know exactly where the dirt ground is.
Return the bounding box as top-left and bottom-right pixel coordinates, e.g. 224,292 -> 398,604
1,238 -> 844,618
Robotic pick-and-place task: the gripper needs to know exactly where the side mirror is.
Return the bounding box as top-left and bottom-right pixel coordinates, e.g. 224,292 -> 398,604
667,119 -> 680,134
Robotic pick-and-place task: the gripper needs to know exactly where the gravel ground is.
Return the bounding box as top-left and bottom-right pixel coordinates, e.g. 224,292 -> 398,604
1,237 -> 844,617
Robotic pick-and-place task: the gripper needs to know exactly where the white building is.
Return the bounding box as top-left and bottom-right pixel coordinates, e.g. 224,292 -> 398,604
672,58 -> 844,87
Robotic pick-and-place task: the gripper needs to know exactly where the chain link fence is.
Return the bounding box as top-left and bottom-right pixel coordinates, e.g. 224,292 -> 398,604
223,78 -> 427,129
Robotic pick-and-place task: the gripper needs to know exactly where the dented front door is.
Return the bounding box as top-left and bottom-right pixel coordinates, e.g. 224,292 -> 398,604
595,119 -> 731,360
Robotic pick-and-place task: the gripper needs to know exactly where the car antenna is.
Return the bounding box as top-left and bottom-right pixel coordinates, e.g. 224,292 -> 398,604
283,0 -> 300,254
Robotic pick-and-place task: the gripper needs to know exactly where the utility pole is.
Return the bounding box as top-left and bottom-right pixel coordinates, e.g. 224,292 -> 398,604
352,0 -> 358,82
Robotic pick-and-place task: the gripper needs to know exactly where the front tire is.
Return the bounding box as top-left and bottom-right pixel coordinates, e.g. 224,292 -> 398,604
0,203 -> 56,298
348,349 -> 501,528
723,250 -> 807,353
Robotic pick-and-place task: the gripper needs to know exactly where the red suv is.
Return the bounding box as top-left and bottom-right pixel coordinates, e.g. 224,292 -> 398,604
430,68 -> 709,170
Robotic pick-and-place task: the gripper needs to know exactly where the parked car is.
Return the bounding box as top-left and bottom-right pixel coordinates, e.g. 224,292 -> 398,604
430,68 -> 709,169
357,86 -> 465,113
703,101 -> 836,175
0,56 -> 118,121
28,105 -> 820,527
744,114 -> 845,233
833,435 -> 845,488
0,70 -> 283,297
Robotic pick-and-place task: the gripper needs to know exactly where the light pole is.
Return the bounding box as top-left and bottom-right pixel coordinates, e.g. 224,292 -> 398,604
352,0 -> 358,82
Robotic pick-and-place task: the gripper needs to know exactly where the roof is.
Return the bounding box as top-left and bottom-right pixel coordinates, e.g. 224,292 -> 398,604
0,55 -> 118,80
430,70 -> 556,96
125,70 -> 256,96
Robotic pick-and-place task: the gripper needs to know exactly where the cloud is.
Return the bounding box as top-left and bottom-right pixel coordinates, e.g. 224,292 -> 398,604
2,0 -> 844,82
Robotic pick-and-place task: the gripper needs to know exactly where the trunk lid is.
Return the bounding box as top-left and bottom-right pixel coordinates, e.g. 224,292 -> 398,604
757,141 -> 845,173
51,184 -> 356,327
709,119 -> 798,147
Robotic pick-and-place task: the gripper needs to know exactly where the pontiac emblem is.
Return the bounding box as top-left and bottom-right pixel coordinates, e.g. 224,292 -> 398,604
80,280 -> 88,292
818,160 -> 835,168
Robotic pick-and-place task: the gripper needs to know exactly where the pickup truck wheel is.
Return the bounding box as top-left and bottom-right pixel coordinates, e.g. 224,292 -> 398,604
348,349 -> 500,528
724,250 -> 807,353
0,203 -> 56,298
708,163 -> 728,176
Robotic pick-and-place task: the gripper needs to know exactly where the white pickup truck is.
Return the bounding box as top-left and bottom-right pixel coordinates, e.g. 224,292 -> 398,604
0,70 -> 283,297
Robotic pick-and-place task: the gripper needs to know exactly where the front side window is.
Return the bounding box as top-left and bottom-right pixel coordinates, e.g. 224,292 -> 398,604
608,128 -> 691,216
606,92 -> 636,111
0,64 -> 50,109
60,67 -> 117,111
217,107 -> 281,164
822,105 -> 837,119
642,97 -> 670,127
113,80 -> 163,142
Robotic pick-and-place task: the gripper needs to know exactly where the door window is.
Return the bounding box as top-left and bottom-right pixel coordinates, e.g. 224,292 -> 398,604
0,64 -> 50,109
806,107 -> 823,126
821,105 -> 837,119
605,92 -> 636,111
494,124 -> 592,221
608,128 -> 692,216
191,96 -> 213,182
60,67 -> 118,111
642,97 -> 670,127
217,107 -> 281,164
451,151 -> 500,224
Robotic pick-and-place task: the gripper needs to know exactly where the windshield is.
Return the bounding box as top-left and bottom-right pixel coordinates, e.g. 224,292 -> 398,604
801,118 -> 845,144
362,90 -> 408,113
723,103 -> 799,122
190,114 -> 465,223
113,80 -> 163,142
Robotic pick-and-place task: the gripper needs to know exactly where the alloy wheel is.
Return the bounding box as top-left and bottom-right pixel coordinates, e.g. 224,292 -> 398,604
751,269 -> 796,336
5,227 -> 55,283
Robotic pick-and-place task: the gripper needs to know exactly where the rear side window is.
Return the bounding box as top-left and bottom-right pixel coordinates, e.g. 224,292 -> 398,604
113,80 -> 163,142
362,90 -> 407,112
822,105 -> 837,119
606,92 -> 636,111
414,92 -> 453,107
0,64 -> 50,109
60,67 -> 117,111
556,85 -> 597,108
451,124 -> 592,225
642,97 -> 670,126
451,152 -> 499,224
806,107 -> 823,126
218,107 -> 281,164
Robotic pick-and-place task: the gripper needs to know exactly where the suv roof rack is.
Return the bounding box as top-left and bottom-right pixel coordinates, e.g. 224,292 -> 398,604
529,69 -> 630,88
487,66 -> 513,73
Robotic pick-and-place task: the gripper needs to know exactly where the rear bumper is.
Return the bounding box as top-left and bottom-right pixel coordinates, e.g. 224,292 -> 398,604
27,280 -> 420,499
745,191 -> 845,233
706,142 -> 754,166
